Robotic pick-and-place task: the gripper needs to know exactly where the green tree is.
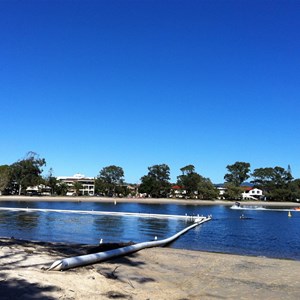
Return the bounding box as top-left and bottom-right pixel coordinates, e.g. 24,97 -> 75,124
272,166 -> 293,187
289,179 -> 300,202
251,167 -> 293,189
10,152 -> 46,195
0,165 -> 11,195
73,181 -> 83,196
251,166 -> 293,201
177,165 -> 218,199
139,164 -> 171,198
177,165 -> 199,198
223,183 -> 243,200
224,162 -> 251,187
56,182 -> 68,196
197,176 -> 219,200
96,165 -> 124,197
44,168 -> 57,195
180,165 -> 195,175
251,167 -> 274,188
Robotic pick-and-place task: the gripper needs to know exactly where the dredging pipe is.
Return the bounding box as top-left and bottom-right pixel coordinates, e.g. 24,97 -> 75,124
48,216 -> 211,271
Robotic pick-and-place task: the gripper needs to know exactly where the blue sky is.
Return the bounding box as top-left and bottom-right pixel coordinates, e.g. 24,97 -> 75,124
0,0 -> 299,183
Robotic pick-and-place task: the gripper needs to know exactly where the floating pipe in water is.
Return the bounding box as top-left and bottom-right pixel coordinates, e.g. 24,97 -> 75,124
48,216 -> 211,271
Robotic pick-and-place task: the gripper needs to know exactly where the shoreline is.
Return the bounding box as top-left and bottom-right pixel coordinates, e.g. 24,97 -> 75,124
0,195 -> 299,207
1,237 -> 300,299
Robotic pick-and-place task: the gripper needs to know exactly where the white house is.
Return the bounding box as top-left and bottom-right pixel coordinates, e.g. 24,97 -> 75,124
216,186 -> 227,199
242,188 -> 263,200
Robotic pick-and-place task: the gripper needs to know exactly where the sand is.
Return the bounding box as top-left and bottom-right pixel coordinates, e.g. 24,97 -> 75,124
0,238 -> 300,299
1,195 -> 299,207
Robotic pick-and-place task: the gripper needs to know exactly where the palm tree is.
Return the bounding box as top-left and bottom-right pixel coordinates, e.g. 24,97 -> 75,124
73,181 -> 83,196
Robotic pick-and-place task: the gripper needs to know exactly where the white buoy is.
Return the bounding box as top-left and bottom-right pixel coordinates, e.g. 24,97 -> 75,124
99,239 -> 103,244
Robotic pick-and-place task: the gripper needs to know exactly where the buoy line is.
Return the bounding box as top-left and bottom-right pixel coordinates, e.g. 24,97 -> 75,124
0,206 -> 204,220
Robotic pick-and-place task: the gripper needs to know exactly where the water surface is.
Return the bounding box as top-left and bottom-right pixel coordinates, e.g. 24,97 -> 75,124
0,200 -> 299,260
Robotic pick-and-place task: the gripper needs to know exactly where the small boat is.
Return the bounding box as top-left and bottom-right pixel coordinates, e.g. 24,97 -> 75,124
230,204 -> 265,210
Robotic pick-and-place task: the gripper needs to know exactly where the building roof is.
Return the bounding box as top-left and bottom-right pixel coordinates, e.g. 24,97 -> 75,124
171,185 -> 183,190
57,173 -> 94,180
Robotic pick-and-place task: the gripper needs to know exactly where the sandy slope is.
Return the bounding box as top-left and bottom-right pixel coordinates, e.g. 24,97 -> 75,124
0,238 -> 300,300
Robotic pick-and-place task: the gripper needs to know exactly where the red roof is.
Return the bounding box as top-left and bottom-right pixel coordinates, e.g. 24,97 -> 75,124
171,185 -> 182,190
242,186 -> 252,191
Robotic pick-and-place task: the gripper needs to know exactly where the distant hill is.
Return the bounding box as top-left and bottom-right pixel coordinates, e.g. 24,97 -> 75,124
214,182 -> 254,187
241,182 -> 254,187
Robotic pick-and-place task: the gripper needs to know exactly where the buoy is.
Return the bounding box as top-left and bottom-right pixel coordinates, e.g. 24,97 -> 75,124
288,211 -> 292,217
99,239 -> 103,244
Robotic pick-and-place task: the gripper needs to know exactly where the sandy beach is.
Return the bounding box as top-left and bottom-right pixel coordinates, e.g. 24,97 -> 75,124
1,196 -> 300,299
0,238 -> 299,300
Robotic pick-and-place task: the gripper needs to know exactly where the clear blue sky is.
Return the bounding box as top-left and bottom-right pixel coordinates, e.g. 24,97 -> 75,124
0,0 -> 299,183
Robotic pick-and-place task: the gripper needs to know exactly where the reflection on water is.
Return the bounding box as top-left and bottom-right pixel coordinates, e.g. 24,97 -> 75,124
93,215 -> 125,242
138,217 -> 171,240
0,201 -> 299,260
15,212 -> 39,229
0,210 -> 39,233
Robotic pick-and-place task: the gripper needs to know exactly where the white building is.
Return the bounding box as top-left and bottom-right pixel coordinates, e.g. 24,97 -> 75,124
242,188 -> 263,200
216,186 -> 227,199
26,184 -> 51,196
57,173 -> 95,196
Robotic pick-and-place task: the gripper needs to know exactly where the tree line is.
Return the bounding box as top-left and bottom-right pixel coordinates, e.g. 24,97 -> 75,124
0,153 -> 299,202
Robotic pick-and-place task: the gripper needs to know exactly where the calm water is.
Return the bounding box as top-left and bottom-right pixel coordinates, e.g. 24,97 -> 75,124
0,200 -> 299,260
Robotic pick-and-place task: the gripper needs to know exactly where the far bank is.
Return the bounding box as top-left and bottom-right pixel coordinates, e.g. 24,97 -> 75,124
0,195 -> 299,207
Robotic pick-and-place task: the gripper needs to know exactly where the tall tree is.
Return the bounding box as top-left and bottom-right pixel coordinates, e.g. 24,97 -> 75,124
289,179 -> 300,202
180,165 -> 195,175
56,182 -> 68,196
224,162 -> 251,187
197,176 -> 219,200
177,165 -> 199,197
251,167 -> 293,189
44,168 -> 57,195
223,183 -> 243,200
10,152 -> 46,195
96,165 -> 124,196
177,165 -> 218,199
272,166 -> 294,187
251,166 -> 293,201
139,164 -> 170,198
73,181 -> 83,196
0,165 -> 11,195
287,164 -> 292,176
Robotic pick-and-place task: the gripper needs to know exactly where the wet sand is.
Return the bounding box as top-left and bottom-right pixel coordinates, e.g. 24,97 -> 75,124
0,238 -> 299,299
